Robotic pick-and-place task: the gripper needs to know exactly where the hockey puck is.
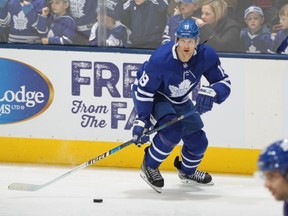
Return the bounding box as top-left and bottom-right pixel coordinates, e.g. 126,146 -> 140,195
93,199 -> 103,203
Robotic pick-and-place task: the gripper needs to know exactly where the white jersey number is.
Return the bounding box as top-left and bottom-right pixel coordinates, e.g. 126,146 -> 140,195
139,71 -> 149,87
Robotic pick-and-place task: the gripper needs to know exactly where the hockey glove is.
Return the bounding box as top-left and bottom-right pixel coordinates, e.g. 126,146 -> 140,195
132,119 -> 150,147
195,86 -> 217,115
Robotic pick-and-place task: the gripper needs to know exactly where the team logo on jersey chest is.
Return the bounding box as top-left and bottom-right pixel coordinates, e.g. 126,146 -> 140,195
168,70 -> 196,97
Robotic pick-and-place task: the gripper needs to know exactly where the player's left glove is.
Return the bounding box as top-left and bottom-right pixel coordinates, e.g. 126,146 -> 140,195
195,86 -> 217,115
132,119 -> 151,147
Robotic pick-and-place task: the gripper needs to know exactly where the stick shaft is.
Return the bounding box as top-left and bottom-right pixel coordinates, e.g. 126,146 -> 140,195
8,107 -> 197,191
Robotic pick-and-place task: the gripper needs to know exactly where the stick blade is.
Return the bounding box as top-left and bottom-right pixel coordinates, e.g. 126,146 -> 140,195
8,183 -> 43,192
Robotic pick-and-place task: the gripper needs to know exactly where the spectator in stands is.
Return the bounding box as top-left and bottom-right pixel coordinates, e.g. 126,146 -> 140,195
196,0 -> 242,52
162,0 -> 200,44
234,0 -> 286,31
70,0 -> 98,45
240,5 -> 273,53
89,0 -> 131,47
3,0 -> 47,44
271,3 -> 288,54
120,0 -> 168,49
37,0 -> 77,45
0,0 -> 9,42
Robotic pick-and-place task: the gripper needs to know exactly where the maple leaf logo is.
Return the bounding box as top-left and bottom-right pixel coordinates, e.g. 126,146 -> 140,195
169,80 -> 193,97
13,11 -> 28,31
70,0 -> 85,18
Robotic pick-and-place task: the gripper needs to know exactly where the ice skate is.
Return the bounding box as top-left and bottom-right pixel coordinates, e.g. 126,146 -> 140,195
140,159 -> 164,193
174,156 -> 214,186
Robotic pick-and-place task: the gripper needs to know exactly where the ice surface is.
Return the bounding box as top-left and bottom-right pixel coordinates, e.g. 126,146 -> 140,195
0,163 -> 283,216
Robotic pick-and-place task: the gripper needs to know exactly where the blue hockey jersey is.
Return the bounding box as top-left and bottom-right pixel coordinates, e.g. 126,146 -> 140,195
133,41 -> 231,122
70,0 -> 97,37
7,0 -> 47,43
37,13 -> 77,45
240,26 -> 273,53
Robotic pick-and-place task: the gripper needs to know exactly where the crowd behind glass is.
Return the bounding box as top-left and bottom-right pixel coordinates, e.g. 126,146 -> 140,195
0,0 -> 287,54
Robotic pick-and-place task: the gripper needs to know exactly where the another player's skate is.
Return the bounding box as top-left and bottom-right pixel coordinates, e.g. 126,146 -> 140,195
174,156 -> 214,186
140,159 -> 164,193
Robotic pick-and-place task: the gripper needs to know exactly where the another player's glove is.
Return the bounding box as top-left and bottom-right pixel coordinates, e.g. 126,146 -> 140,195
132,119 -> 151,147
195,86 -> 217,115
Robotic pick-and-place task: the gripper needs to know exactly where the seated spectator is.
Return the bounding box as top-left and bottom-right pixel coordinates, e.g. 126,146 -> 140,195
5,0 -> 47,44
70,0 -> 98,45
0,0 -> 9,42
240,6 -> 273,53
37,0 -> 77,45
162,0 -> 200,44
196,0 -> 242,52
89,0 -> 131,47
233,0 -> 286,30
271,3 -> 288,54
120,0 -> 168,49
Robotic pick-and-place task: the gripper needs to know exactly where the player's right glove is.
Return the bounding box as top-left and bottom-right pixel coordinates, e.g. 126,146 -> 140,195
195,86 -> 217,115
132,119 -> 150,147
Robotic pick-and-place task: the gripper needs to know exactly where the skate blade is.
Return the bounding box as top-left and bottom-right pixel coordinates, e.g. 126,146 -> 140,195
180,179 -> 214,186
140,171 -> 162,193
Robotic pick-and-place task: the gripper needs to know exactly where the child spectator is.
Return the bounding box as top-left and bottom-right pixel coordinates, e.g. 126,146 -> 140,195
271,3 -> 288,54
70,0 -> 98,45
240,6 -> 273,53
5,0 -> 47,44
162,0 -> 200,44
120,0 -> 168,49
89,0 -> 131,47
38,0 -> 77,45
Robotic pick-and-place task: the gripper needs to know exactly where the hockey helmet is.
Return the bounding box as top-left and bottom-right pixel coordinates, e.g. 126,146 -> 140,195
258,139 -> 288,176
175,19 -> 199,39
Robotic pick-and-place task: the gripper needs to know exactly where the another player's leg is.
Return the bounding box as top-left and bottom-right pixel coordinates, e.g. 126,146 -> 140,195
140,114 -> 184,192
174,130 -> 214,185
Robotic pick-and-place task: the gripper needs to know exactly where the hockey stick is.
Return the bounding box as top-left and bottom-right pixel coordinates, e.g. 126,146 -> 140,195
8,106 -> 197,192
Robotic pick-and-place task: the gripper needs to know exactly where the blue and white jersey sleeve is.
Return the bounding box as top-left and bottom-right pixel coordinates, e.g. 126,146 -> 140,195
133,60 -> 162,122
200,45 -> 231,104
0,0 -> 9,28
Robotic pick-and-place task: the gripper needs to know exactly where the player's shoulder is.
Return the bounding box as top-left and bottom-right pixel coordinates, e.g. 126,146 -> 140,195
197,43 -> 218,60
150,41 -> 174,61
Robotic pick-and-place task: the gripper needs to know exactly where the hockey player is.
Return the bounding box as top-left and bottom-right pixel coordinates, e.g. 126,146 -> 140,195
132,19 -> 231,193
258,139 -> 288,216
38,0 -> 77,45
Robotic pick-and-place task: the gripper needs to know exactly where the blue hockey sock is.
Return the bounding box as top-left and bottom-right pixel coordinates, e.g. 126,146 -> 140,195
145,135 -> 174,169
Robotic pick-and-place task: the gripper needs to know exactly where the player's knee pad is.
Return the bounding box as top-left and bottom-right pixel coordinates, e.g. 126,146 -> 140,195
182,130 -> 208,156
157,114 -> 184,147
